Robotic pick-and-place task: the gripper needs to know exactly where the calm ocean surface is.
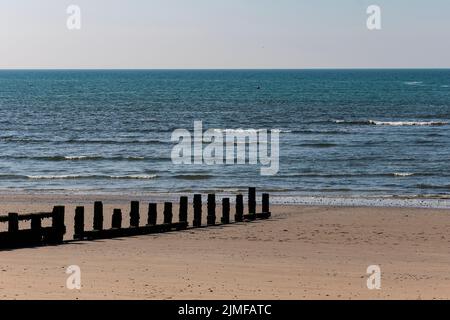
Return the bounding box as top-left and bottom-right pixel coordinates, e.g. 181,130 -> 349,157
0,69 -> 449,198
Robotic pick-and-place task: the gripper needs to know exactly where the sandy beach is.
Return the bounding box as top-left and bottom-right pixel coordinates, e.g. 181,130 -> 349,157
0,194 -> 449,300
1,0 -> 450,306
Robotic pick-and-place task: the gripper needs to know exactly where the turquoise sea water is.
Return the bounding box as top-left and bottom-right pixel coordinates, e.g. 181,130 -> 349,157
0,69 -> 449,197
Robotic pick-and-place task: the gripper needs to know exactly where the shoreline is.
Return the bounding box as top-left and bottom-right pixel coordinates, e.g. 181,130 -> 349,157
0,192 -> 449,209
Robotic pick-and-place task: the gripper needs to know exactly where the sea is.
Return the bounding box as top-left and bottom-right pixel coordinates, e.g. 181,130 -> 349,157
0,69 -> 449,204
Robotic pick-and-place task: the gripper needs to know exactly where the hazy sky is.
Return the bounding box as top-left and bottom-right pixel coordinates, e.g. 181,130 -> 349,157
1,0 -> 449,69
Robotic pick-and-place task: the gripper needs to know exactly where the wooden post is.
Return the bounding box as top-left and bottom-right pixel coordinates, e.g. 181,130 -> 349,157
193,194 -> 202,227
93,201 -> 103,231
30,215 -> 42,243
130,201 -> 140,227
52,206 -> 65,229
221,198 -> 230,224
262,193 -> 270,213
7,212 -> 19,247
207,194 -> 216,226
179,196 -> 188,223
8,213 -> 19,233
74,206 -> 84,239
112,209 -> 122,229
31,215 -> 42,231
51,206 -> 65,243
235,194 -> 244,222
248,187 -> 256,215
148,203 -> 157,225
163,202 -> 173,224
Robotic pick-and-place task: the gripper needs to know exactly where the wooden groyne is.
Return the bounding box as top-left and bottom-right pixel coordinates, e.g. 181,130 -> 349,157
0,188 -> 270,250
0,206 -> 65,249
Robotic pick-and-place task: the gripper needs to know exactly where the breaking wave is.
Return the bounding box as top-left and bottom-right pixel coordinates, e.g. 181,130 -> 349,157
22,174 -> 158,180
333,120 -> 448,126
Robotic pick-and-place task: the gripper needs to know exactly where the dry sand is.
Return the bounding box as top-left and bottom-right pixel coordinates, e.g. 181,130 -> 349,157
0,194 -> 449,300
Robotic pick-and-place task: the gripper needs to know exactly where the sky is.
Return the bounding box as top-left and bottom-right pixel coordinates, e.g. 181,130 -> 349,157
1,0 -> 449,69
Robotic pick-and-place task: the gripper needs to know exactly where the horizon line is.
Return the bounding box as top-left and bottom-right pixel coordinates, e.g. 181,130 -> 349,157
1,67 -> 450,71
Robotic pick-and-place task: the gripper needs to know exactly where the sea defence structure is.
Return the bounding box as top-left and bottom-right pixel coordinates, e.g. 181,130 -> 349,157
0,206 -> 66,249
0,188 -> 270,250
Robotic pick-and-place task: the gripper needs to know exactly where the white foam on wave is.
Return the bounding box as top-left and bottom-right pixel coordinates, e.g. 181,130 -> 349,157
369,120 -> 448,126
27,175 -> 85,179
63,155 -> 146,160
64,156 -> 90,160
110,174 -> 157,179
212,128 -> 291,134
27,174 -> 157,180
334,119 -> 448,126
404,81 -> 423,85
393,172 -> 414,177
